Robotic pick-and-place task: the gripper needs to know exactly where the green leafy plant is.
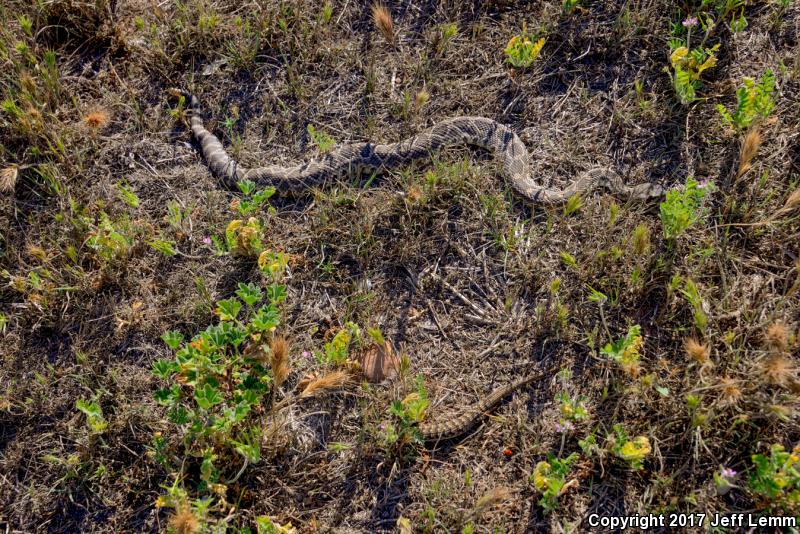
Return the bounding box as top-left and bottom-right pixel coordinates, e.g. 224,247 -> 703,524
659,176 -> 713,239
151,273 -> 287,489
666,42 -> 719,105
379,375 -> 429,450
235,179 -> 276,216
76,398 -> 108,433
749,443 -> 800,511
530,453 -> 578,511
307,124 -> 335,153
717,70 -> 777,130
317,322 -> 360,366
504,31 -> 545,69
610,424 -> 651,469
601,324 -> 643,377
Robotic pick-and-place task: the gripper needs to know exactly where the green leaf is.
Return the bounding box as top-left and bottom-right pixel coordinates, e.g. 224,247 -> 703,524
236,282 -> 263,306
194,383 -> 224,409
152,359 -> 180,379
216,298 -> 242,321
161,330 -> 184,349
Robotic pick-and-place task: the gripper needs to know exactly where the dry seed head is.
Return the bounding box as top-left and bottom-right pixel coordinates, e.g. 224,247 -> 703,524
83,108 -> 110,131
0,166 -> 18,193
736,128 -> 762,179
765,322 -> 789,352
781,189 -> 800,212
717,377 -> 742,407
372,3 -> 394,43
761,354 -> 795,387
414,89 -> 429,109
167,503 -> 200,534
270,336 -> 290,387
632,223 -> 650,256
299,370 -> 349,397
684,337 -> 710,364
473,486 -> 512,518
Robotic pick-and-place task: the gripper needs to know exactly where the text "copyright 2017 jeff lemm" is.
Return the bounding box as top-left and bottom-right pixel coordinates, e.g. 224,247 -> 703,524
587,512 -> 797,530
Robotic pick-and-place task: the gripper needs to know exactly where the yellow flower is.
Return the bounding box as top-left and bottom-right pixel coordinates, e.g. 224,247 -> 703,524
532,461 -> 551,491
155,495 -> 169,508
670,46 -> 689,67
618,436 -> 652,463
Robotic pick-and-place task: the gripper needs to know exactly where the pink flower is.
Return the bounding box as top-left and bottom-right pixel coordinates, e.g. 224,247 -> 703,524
682,17 -> 698,28
302,350 -> 311,358
202,236 -> 212,245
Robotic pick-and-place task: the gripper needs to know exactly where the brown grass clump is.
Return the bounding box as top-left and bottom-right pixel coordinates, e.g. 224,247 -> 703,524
764,322 -> 789,352
684,337 -> 710,365
167,504 -> 200,534
736,128 -> 762,179
0,165 -> 18,192
372,3 -> 394,43
82,108 -> 110,132
299,370 -> 349,398
270,336 -> 290,387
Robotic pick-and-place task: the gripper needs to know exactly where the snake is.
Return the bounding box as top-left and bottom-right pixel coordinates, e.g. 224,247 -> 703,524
168,88 -> 665,442
168,88 -> 664,203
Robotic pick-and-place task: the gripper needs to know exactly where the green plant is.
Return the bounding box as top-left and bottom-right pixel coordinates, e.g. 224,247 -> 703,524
530,453 -> 578,511
610,424 -> 651,469
234,179 -> 276,216
76,398 -> 108,433
659,176 -> 713,239
379,375 -> 429,450
151,276 -> 287,488
562,0 -> 582,14
504,31 -> 545,69
317,322 -> 360,366
679,277 -> 708,333
601,324 -> 643,377
749,443 -> 800,511
563,194 -> 582,216
666,41 -> 719,105
717,70 -> 777,130
307,123 -> 335,153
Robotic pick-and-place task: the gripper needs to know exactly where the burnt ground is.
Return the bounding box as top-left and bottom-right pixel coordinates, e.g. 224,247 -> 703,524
1,0 -> 799,532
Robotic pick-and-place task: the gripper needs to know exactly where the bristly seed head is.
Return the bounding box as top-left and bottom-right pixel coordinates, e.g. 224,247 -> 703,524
765,321 -> 790,352
717,377 -> 742,407
684,337 -> 710,364
83,108 -> 110,131
372,3 -> 394,43
0,166 -> 18,193
270,335 -> 290,387
736,128 -> 762,179
167,503 -> 200,534
761,354 -> 795,386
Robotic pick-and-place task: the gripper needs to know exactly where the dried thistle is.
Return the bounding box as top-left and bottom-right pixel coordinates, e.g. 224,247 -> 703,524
736,128 -> 761,179
684,337 -> 710,364
83,108 -> 110,132
299,370 -> 349,398
270,336 -> 290,388
372,3 -> 394,43
0,165 -> 18,193
167,503 -> 200,534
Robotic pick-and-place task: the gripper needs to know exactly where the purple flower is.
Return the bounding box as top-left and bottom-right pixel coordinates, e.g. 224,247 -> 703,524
721,467 -> 737,479
302,350 -> 311,359
555,421 -> 574,433
202,236 -> 212,245
682,17 -> 698,28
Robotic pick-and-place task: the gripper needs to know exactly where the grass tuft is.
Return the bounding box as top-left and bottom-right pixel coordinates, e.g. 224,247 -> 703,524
371,3 -> 394,43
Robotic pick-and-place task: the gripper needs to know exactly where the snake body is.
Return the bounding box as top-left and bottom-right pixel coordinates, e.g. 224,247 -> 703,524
170,89 -> 664,441
170,89 -> 664,203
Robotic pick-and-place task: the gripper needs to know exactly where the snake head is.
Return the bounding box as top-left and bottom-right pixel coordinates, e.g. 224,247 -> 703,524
629,182 -> 665,200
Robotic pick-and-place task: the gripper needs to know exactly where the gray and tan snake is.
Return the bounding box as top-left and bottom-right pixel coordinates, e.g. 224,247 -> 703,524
169,88 -> 664,442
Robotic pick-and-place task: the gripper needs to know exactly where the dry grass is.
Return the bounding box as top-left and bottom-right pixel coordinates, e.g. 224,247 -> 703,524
1,0 -> 799,532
